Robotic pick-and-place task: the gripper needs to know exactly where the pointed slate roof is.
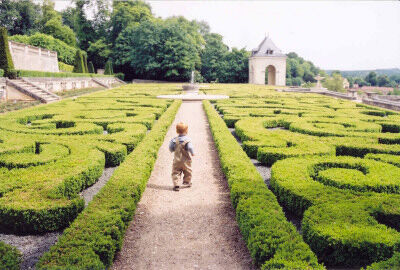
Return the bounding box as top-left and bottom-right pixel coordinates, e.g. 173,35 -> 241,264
251,36 -> 286,57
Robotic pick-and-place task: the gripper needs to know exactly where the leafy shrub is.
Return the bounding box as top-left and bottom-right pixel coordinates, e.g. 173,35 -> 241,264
36,100 -> 181,269
17,70 -> 113,78
115,72 -> 124,81
203,100 -> 323,269
0,27 -> 15,76
58,62 -> 73,72
0,242 -> 21,270
104,60 -> 113,75
88,61 -> 95,74
6,69 -> 18,79
0,69 -> 3,77
9,33 -> 77,65
73,50 -> 85,73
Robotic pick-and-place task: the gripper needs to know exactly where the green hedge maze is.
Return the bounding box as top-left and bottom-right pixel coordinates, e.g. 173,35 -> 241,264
0,84 -> 181,268
209,86 -> 400,269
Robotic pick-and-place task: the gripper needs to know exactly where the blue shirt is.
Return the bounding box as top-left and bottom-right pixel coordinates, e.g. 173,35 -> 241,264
169,135 -> 194,155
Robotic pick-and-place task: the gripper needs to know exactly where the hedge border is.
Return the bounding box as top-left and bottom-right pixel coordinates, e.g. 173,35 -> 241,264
36,99 -> 181,269
203,100 -> 324,269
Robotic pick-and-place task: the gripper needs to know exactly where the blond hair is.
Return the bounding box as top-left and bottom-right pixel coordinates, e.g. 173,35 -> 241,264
176,122 -> 188,134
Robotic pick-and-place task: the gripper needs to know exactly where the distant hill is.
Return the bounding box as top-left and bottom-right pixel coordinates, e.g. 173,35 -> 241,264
325,68 -> 400,78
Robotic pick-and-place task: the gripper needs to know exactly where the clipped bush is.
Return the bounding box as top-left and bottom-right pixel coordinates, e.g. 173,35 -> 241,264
0,242 -> 21,270
36,100 -> 181,269
0,69 -> 3,77
0,27 -> 15,77
73,50 -> 85,73
88,61 -> 95,74
203,100 -> 323,269
58,62 -> 74,72
115,72 -> 124,81
83,53 -> 89,73
104,60 -> 113,75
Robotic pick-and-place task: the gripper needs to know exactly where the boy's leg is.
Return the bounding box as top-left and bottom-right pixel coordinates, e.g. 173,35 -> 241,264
182,160 -> 192,184
171,163 -> 182,187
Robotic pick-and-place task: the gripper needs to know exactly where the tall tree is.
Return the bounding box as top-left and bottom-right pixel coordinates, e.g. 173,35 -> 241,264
0,0 -> 42,35
200,33 -> 229,82
365,72 -> 378,86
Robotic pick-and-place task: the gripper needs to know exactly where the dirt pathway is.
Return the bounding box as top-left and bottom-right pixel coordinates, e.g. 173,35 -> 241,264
112,101 -> 255,270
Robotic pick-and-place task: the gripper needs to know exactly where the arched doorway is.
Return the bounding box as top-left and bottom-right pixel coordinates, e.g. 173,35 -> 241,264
265,65 -> 276,85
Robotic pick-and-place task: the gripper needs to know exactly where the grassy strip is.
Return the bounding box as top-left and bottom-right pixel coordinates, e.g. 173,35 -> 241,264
58,87 -> 105,98
203,100 -> 324,269
18,70 -> 114,78
36,100 -> 181,269
0,242 -> 21,270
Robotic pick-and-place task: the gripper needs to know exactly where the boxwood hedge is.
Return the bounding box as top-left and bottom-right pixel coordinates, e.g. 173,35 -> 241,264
36,100 -> 181,269
203,100 -> 324,269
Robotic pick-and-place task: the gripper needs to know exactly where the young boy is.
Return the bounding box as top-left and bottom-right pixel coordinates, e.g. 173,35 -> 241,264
169,122 -> 195,191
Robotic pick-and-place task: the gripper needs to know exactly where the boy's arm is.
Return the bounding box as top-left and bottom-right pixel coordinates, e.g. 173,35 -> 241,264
169,139 -> 175,152
187,142 -> 195,156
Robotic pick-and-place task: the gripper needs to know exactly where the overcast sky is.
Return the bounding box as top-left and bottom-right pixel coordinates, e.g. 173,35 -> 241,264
55,1 -> 400,71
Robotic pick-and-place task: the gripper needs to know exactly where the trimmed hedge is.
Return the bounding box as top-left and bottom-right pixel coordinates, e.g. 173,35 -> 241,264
203,100 -> 324,269
58,62 -> 74,72
17,70 -> 113,78
0,27 -> 14,76
0,88 -> 169,234
0,69 -> 4,77
0,242 -> 21,270
36,100 -> 181,269
271,156 -> 400,267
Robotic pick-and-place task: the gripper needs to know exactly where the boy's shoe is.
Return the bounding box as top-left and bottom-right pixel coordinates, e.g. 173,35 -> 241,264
173,186 -> 180,191
182,182 -> 192,187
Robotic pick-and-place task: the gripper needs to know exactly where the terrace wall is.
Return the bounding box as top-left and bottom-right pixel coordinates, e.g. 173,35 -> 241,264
8,41 -> 59,73
21,77 -> 119,92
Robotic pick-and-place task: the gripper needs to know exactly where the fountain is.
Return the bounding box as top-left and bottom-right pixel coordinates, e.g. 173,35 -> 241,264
157,70 -> 229,101
182,71 -> 200,92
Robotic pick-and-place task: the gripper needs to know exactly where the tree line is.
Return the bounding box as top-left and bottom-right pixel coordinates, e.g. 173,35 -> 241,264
0,0 -> 252,82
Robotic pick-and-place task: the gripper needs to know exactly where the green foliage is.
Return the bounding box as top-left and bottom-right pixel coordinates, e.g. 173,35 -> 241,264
58,62 -> 74,72
286,53 -> 320,86
9,33 -> 77,65
82,53 -> 89,73
323,73 -> 345,92
36,100 -> 181,269
0,242 -> 21,270
43,18 -> 76,47
87,39 -> 111,69
104,60 -> 113,75
73,50 -> 85,73
114,17 -> 204,81
0,27 -> 15,76
203,100 -> 324,269
366,71 -> 378,86
0,0 -> 42,35
115,72 -> 124,81
0,69 -> 3,77
17,70 -> 112,78
210,84 -> 400,267
88,61 -> 95,74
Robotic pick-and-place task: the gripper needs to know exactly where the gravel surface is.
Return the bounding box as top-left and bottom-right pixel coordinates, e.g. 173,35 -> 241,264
80,166 -> 116,206
0,166 -> 117,269
112,101 -> 255,270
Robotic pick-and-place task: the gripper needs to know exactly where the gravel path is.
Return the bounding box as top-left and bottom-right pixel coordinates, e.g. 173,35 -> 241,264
112,101 -> 255,270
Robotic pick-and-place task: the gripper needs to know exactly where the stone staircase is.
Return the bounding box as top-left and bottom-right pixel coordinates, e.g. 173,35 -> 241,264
6,79 -> 60,103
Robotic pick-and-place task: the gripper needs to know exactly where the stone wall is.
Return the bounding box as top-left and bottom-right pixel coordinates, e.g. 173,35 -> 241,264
362,98 -> 400,111
9,41 -> 59,72
23,77 -> 119,92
